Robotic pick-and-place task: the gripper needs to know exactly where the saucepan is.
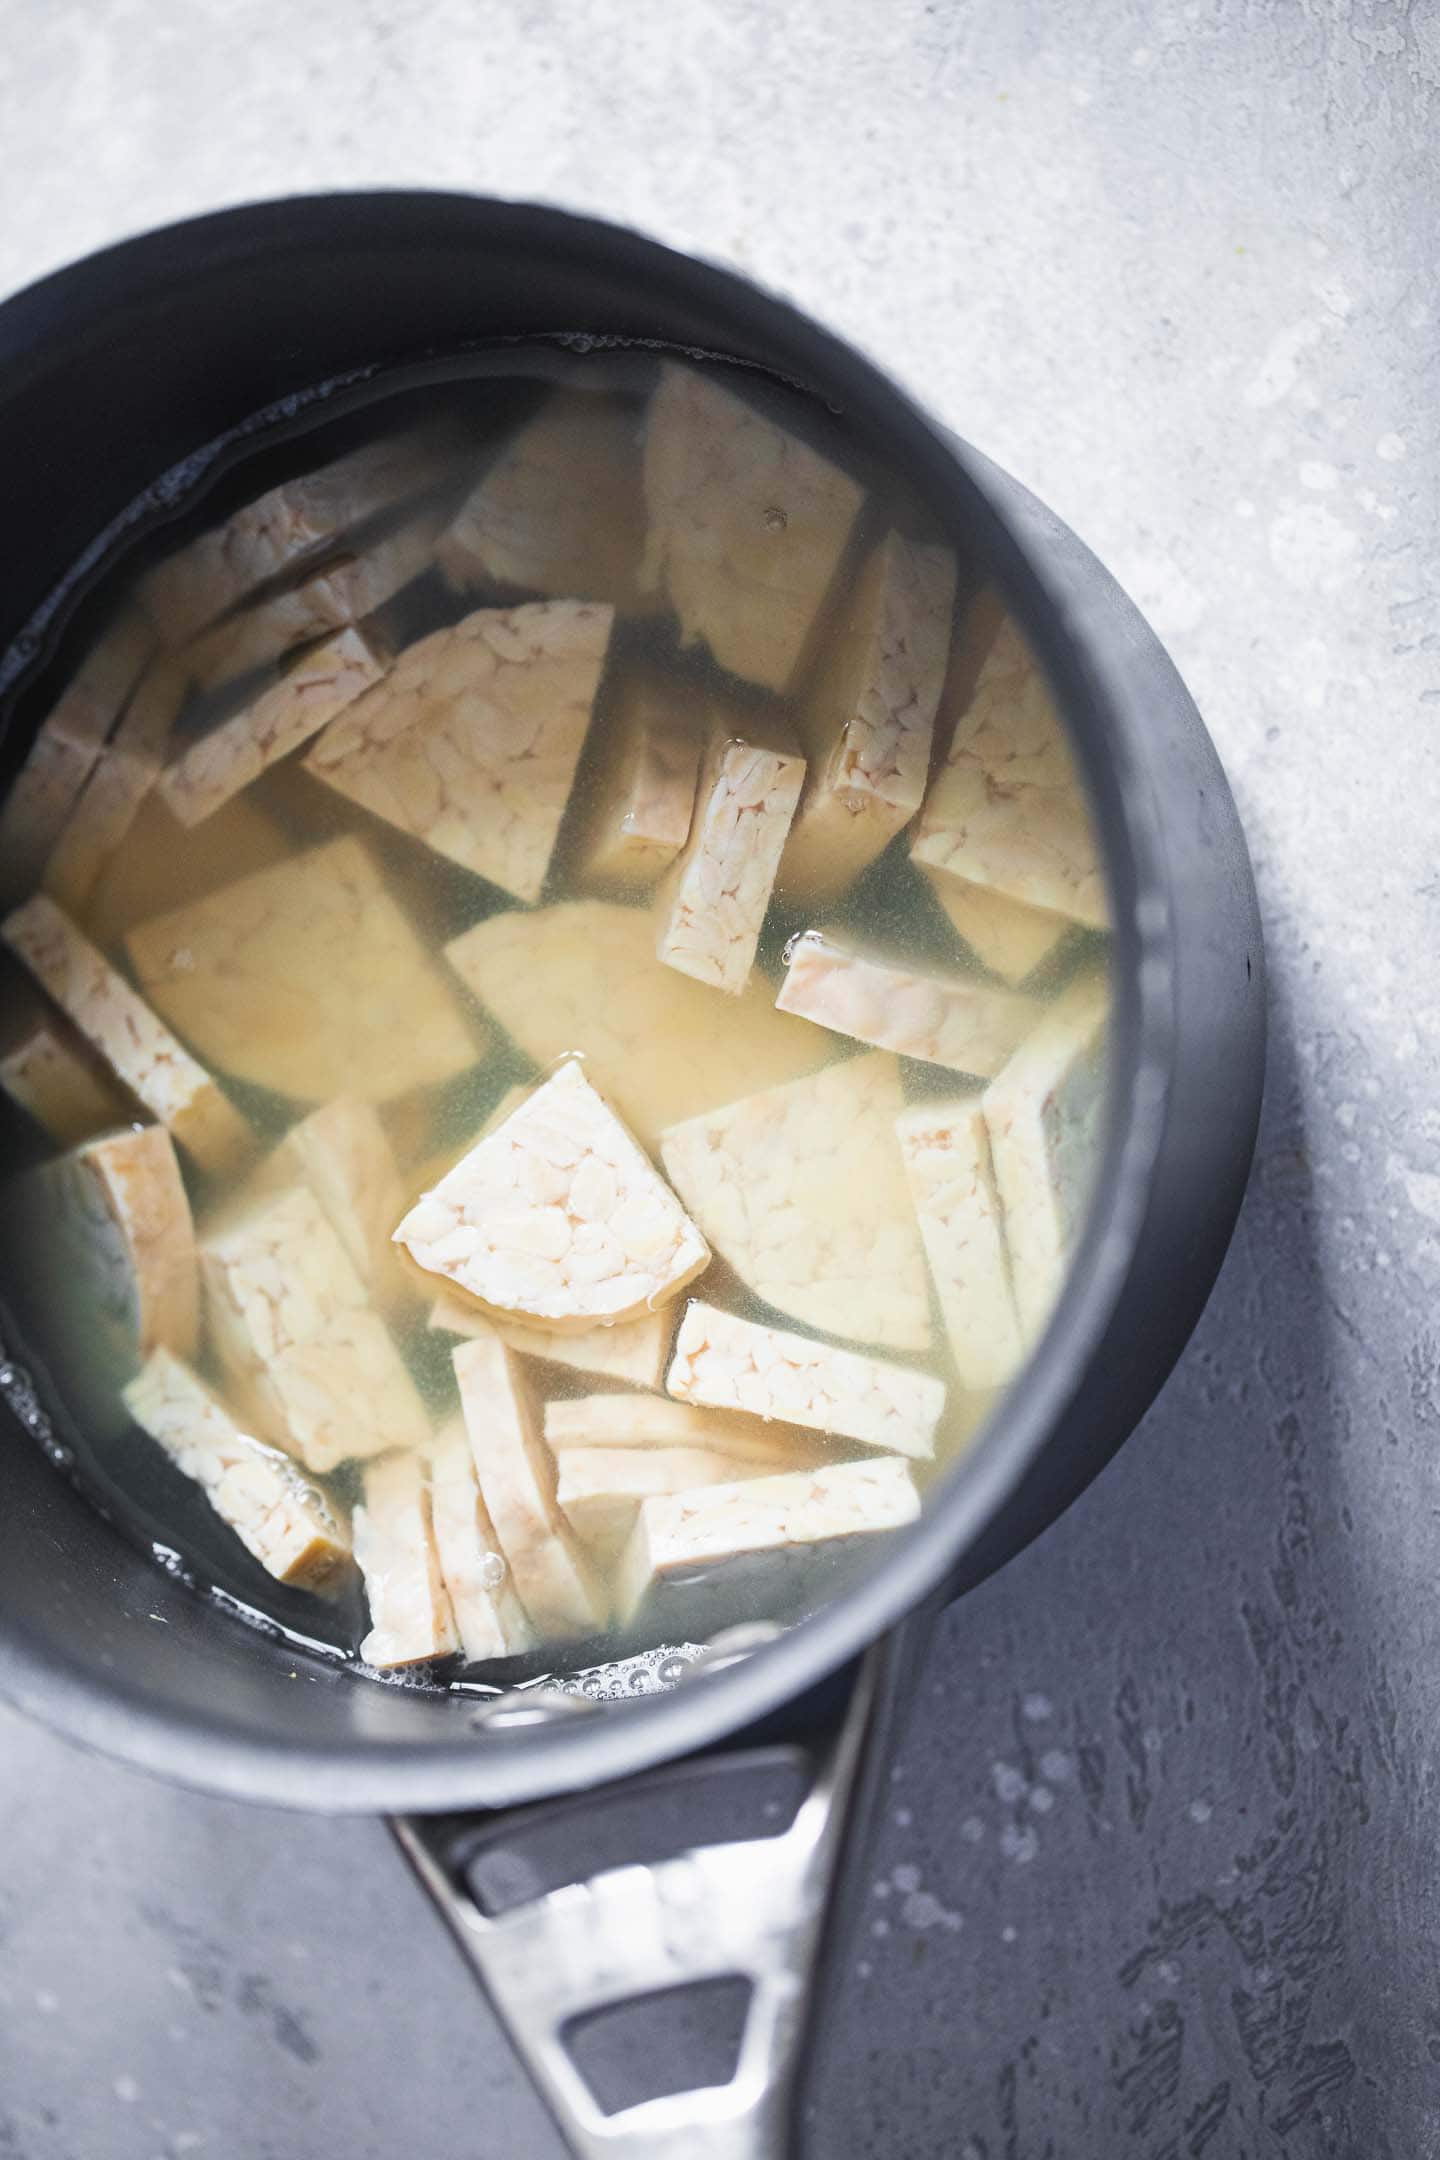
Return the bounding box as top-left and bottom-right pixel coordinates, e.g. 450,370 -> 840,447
0,194 -> 1264,2158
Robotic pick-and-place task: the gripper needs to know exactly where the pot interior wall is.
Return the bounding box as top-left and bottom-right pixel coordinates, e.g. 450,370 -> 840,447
0,208 -> 733,663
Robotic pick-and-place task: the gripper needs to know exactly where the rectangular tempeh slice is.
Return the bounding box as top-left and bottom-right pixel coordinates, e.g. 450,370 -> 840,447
158,626 -> 388,826
571,666 -> 702,893
52,1125 -> 199,1362
0,1013 -> 132,1145
667,1300 -> 946,1459
653,710 -> 805,995
452,1330 -> 608,1639
42,659 -> 189,913
660,1052 -> 931,1354
639,363 -> 864,693
430,1290 -> 673,1390
125,835 -> 480,1106
181,503 -> 448,693
983,969 -> 1110,1338
544,1392 -> 824,1468
136,424 -> 467,647
438,389 -> 651,610
124,1348 -> 352,1592
258,1096 -> 411,1311
911,593 -> 1107,930
393,1058 -> 709,1331
302,600 -> 613,903
557,1446 -> 777,1567
924,872 -> 1071,985
894,1097 -> 1025,1391
429,1417 -> 536,1662
445,899 -> 824,1150
201,1184 -> 431,1474
782,531 -> 957,900
775,928 -> 1040,1076
3,894 -> 252,1174
314,504 -> 450,621
354,1450 -> 459,1669
0,608 -> 157,907
616,1457 -> 921,1627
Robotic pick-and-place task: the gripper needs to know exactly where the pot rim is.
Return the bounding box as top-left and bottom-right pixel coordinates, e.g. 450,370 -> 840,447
0,190 -> 1172,1813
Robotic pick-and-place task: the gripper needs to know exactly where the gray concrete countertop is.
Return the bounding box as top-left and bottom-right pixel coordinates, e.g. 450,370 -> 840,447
1,3 -> 1437,2154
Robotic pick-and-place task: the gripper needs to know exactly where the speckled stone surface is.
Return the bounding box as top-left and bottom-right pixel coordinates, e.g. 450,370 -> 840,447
1,2 -> 1438,2155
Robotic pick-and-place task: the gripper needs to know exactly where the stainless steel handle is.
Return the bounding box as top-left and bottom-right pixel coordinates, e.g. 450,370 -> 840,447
393,1637 -> 898,2160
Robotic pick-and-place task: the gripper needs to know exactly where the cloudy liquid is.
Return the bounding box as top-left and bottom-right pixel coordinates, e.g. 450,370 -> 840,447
0,346 -> 1111,1692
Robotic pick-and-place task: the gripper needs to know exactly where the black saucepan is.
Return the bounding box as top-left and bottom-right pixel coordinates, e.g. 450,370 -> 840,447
0,195 -> 1265,2157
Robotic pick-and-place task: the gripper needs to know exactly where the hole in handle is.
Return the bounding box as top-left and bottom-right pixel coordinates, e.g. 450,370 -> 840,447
464,1746 -> 809,1915
563,1976 -> 754,2117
